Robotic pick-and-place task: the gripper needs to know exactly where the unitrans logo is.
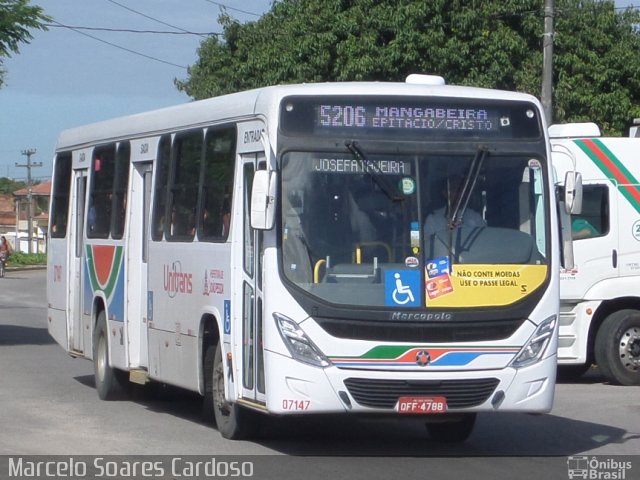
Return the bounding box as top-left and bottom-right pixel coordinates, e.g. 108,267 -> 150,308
164,261 -> 193,298
567,456 -> 632,479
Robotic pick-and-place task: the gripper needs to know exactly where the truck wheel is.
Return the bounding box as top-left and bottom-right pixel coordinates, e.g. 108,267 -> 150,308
425,413 -> 476,443
205,342 -> 254,439
595,309 -> 640,386
93,311 -> 128,399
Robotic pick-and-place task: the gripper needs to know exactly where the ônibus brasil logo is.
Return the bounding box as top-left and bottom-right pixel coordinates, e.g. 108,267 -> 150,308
567,456 -> 632,480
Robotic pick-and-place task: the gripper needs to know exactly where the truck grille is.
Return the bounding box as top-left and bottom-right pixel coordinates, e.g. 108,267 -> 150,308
343,377 -> 500,409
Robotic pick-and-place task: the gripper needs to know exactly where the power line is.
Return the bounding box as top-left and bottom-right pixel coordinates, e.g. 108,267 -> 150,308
202,0 -> 262,18
50,19 -> 187,69
104,0 -> 208,38
45,23 -> 220,36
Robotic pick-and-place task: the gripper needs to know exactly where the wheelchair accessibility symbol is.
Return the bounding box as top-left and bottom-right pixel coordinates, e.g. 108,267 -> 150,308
385,270 -> 421,307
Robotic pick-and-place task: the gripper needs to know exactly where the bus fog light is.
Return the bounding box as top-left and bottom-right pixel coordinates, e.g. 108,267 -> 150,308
274,313 -> 331,368
511,315 -> 557,369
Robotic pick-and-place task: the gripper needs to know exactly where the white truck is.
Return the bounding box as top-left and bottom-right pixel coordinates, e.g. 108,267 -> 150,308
551,122 -> 640,385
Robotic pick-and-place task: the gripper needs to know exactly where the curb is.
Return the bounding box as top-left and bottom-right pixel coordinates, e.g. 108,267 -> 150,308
6,265 -> 47,272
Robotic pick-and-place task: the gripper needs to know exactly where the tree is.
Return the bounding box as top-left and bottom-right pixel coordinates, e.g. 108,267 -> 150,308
176,0 -> 640,135
0,0 -> 50,88
554,3 -> 640,133
0,176 -> 25,194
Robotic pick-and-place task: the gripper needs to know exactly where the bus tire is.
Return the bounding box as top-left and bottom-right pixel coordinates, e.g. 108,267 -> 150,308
93,311 -> 127,400
425,413 -> 476,443
206,342 -> 253,440
595,309 -> 640,385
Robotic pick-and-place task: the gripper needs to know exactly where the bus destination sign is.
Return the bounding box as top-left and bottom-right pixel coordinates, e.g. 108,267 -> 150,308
280,95 -> 542,140
318,104 -> 497,132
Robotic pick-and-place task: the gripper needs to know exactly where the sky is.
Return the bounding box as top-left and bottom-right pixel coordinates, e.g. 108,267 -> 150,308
0,0 -> 272,181
0,0 -> 636,182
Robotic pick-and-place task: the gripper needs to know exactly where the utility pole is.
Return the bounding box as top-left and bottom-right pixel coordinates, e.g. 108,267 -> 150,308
541,0 -> 555,123
16,148 -> 42,254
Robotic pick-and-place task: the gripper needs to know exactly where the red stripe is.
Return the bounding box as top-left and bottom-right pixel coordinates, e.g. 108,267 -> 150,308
583,139 -> 640,204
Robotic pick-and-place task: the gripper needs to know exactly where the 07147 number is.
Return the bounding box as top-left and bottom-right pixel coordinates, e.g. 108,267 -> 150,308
282,399 -> 311,411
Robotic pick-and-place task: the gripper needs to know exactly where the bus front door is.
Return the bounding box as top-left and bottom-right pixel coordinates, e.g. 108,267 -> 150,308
126,162 -> 152,370
68,167 -> 88,355
239,154 -> 266,405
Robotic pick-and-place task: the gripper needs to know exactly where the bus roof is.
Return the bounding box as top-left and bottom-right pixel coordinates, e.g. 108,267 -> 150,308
55,81 -> 542,152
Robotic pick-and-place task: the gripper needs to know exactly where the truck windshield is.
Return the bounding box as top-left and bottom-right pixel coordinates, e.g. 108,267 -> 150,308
280,149 -> 548,308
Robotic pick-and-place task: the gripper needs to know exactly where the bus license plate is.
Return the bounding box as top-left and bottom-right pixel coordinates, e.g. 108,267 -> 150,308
396,396 -> 448,414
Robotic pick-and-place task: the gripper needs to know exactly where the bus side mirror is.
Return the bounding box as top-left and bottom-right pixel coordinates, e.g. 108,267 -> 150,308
251,170 -> 277,230
564,171 -> 583,215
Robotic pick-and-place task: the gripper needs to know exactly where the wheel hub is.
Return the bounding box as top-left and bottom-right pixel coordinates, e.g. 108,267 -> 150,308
619,327 -> 640,372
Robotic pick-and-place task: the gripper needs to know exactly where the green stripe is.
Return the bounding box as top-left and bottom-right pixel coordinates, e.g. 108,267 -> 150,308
575,139 -> 640,214
103,247 -> 123,298
592,140 -> 639,183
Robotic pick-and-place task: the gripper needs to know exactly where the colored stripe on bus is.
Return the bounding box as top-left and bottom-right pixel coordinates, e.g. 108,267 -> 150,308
329,345 -> 520,367
86,244 -> 123,299
574,138 -> 640,214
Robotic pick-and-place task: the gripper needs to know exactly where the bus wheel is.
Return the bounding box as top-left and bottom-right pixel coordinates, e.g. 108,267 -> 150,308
425,413 -> 476,443
206,342 -> 252,439
595,309 -> 640,386
93,311 -> 127,400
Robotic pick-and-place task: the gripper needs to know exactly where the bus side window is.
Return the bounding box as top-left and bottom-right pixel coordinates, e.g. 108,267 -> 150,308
168,130 -> 202,241
87,145 -> 116,239
50,152 -> 73,238
199,126 -> 236,241
111,141 -> 130,239
152,135 -> 171,241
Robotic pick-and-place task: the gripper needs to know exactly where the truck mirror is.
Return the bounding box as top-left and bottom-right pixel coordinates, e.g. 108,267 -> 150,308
250,170 -> 277,230
564,171 -> 583,215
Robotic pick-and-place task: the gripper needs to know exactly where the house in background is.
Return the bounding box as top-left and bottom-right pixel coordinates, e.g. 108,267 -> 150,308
0,194 -> 16,236
0,181 -> 51,253
13,180 -> 51,253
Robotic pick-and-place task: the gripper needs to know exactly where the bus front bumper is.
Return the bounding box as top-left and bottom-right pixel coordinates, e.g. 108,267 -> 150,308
261,350 -> 556,415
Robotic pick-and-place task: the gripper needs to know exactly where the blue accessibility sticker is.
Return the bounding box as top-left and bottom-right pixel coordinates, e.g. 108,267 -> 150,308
385,270 -> 421,307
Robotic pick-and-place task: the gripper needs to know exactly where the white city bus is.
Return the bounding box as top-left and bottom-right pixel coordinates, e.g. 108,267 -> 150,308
47,77 -> 566,442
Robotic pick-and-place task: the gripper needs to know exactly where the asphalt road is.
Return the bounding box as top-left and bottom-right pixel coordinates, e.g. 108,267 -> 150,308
1,270 -> 639,480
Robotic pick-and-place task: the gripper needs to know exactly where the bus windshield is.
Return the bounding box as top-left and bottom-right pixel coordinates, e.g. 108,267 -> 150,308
280,147 -> 548,309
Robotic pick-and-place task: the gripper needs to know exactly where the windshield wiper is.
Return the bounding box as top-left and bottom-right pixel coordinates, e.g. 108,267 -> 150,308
448,146 -> 488,230
345,140 -> 404,202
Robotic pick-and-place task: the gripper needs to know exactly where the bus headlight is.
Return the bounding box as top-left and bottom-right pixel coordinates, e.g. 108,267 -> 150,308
510,315 -> 557,369
273,313 -> 331,368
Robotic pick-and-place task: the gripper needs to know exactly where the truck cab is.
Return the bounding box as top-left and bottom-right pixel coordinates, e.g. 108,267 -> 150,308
552,122 -> 640,385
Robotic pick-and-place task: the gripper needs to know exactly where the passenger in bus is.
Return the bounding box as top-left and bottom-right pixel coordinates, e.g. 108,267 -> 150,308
88,203 -> 97,232
169,207 -> 182,236
221,198 -> 231,237
424,175 -> 485,235
187,210 -> 196,237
